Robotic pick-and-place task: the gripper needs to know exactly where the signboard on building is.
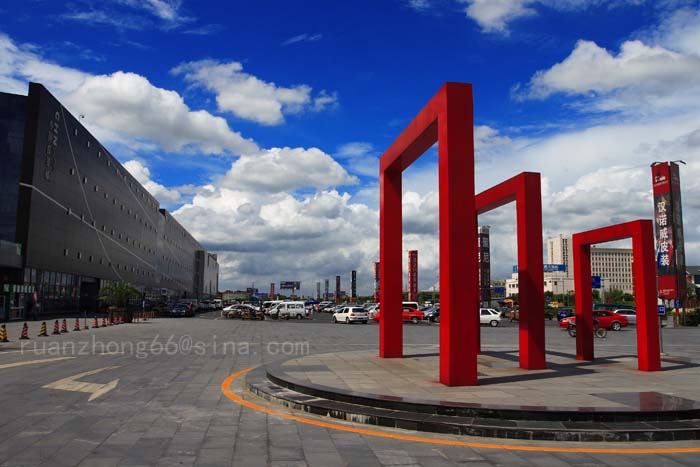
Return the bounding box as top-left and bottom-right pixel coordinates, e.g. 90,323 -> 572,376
652,162 -> 687,300
324,279 -> 329,300
408,250 -> 418,302
513,264 -> 565,273
591,276 -> 601,289
335,275 -> 341,303
279,281 -> 301,290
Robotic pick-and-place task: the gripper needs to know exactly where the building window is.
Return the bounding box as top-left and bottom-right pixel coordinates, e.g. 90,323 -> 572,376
63,249 -> 68,256
98,151 -> 102,158
69,168 -> 76,175
77,252 -> 82,259
74,128 -> 78,136
86,140 -> 90,148
82,177 -> 87,184
94,185 -> 99,192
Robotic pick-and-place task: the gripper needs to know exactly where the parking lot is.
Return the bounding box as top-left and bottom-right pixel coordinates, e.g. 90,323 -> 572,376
0,312 -> 698,466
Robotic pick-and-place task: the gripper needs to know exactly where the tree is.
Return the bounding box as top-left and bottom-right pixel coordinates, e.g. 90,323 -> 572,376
99,281 -> 140,322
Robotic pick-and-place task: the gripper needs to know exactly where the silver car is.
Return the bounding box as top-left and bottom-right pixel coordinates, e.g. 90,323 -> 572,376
613,309 -> 636,325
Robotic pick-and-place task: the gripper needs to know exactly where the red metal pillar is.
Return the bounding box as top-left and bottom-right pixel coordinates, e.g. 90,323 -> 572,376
633,221 -> 661,371
438,84 -> 478,386
380,167 -> 403,358
516,174 -> 546,369
573,241 -> 594,360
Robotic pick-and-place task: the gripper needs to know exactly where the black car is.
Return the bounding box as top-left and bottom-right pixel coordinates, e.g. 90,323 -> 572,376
557,308 -> 575,321
424,306 -> 440,323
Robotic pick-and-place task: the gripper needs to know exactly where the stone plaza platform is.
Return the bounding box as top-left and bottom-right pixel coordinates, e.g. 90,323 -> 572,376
246,349 -> 700,442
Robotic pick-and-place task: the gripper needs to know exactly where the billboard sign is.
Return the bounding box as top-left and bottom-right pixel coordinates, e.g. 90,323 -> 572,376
513,264 -> 565,274
374,261 -> 380,302
478,228 -> 490,303
279,281 -> 301,290
351,270 -> 357,302
652,162 -> 687,300
591,276 -> 601,289
335,275 -> 341,303
408,250 -> 418,302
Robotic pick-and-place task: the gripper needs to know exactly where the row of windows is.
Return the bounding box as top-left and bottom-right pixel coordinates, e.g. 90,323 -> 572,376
65,207 -> 157,256
72,127 -> 159,212
61,248 -> 157,278
67,167 -> 159,234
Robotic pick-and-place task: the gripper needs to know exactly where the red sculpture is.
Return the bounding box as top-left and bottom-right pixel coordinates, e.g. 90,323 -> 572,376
380,82 -> 479,386
475,172 -> 546,370
572,220 -> 660,371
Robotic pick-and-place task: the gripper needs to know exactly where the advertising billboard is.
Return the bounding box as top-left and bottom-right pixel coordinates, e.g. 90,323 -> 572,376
478,227 -> 491,303
652,162 -> 687,300
351,270 -> 357,302
279,281 -> 301,290
335,275 -> 341,303
374,261 -> 380,302
408,250 -> 418,302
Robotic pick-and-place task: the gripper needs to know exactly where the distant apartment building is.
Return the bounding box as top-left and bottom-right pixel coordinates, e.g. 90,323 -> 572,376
506,234 -> 634,296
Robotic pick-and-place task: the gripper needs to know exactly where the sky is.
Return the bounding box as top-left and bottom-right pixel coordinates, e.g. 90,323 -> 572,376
1,0 -> 699,296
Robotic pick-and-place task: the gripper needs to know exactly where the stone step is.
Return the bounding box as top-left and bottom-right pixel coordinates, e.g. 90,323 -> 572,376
246,367 -> 700,442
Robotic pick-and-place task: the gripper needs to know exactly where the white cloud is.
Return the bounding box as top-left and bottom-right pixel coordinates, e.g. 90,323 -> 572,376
123,160 -> 182,204
461,0 -> 536,34
520,39 -> 700,112
219,147 -> 358,193
172,60 -> 338,125
62,0 -> 192,30
335,142 -> 379,178
0,33 -> 258,156
66,72 -> 259,155
282,33 -> 323,46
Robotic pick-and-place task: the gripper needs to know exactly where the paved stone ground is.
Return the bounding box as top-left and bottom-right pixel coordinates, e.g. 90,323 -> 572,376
0,313 -> 698,466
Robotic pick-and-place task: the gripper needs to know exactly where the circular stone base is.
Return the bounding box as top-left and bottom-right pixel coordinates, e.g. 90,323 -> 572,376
247,350 -> 700,441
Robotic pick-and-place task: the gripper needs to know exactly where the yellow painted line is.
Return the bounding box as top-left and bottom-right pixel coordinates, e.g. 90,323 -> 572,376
0,357 -> 75,370
221,368 -> 700,455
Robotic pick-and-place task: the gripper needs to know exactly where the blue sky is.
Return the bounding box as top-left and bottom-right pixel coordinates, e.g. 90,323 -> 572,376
1,0 -> 699,293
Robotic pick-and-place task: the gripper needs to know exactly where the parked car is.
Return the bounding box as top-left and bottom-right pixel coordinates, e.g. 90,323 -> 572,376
506,308 -> 555,321
613,308 -> 636,325
559,310 -> 628,331
423,306 -> 440,323
332,306 -> 369,324
169,303 -> 188,317
269,301 -> 306,320
480,308 -> 501,327
372,307 -> 425,324
557,308 -> 575,321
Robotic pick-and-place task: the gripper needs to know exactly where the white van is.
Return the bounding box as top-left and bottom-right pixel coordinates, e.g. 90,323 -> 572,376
403,301 -> 420,310
269,301 -> 306,320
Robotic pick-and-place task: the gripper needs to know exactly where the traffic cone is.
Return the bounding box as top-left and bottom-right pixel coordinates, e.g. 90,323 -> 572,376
93,317 -> 99,329
0,324 -> 8,342
73,318 -> 81,331
101,317 -> 107,327
52,320 -> 60,335
61,319 -> 69,333
19,323 -> 30,340
38,322 -> 48,337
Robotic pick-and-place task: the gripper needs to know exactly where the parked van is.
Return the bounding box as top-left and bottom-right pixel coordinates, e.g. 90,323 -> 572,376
269,301 -> 306,320
402,301 -> 420,310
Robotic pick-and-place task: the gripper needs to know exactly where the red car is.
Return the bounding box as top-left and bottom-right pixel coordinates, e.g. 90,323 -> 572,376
372,307 -> 425,324
559,310 -> 628,331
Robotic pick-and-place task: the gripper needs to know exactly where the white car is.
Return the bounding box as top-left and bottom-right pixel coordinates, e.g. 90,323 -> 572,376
333,306 -> 369,324
479,308 -> 501,327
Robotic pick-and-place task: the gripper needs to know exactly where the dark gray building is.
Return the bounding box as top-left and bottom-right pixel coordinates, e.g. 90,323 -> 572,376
0,83 -> 218,320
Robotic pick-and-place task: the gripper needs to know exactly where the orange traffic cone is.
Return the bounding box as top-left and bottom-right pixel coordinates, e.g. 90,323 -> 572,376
19,323 -> 30,340
101,317 -> 107,327
73,318 -> 81,331
61,319 -> 69,333
0,324 -> 8,342
52,320 -> 60,335
38,322 -> 48,337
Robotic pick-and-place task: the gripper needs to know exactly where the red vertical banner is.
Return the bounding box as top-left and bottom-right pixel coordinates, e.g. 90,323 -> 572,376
335,275 -> 341,303
373,261 -> 380,302
269,283 -> 275,300
408,250 -> 418,302
652,162 -> 687,300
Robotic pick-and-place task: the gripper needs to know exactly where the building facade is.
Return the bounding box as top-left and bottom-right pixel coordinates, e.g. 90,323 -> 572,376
506,235 -> 634,296
0,83 -> 218,320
